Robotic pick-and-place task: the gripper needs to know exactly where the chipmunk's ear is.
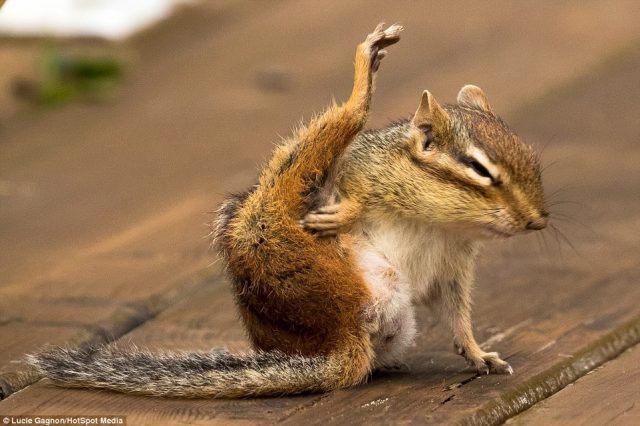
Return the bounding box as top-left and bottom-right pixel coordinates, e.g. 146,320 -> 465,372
412,90 -> 449,132
457,84 -> 493,114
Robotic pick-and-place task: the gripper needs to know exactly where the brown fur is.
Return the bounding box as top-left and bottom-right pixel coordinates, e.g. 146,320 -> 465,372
28,24 -> 403,398
214,25 -> 404,389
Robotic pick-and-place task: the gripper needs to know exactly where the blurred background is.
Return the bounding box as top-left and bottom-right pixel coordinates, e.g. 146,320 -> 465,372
1,0 -> 640,387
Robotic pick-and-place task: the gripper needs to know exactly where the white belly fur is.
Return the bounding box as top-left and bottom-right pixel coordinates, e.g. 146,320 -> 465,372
352,219 -> 468,366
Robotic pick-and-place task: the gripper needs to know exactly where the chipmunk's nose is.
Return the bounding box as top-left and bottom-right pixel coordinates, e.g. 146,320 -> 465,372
525,216 -> 548,230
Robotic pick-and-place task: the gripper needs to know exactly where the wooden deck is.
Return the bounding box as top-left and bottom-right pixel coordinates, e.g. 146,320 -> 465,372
1,1 -> 640,424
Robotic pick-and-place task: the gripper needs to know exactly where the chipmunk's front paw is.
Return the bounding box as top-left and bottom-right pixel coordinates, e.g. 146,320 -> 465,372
300,204 -> 345,237
455,343 -> 513,375
363,23 -> 403,71
474,352 -> 513,375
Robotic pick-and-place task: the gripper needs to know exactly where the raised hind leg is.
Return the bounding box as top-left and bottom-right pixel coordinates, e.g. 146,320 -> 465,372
264,23 -> 403,202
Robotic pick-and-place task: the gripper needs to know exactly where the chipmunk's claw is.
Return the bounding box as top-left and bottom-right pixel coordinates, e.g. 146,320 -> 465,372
454,342 -> 513,375
367,23 -> 403,48
363,23 -> 403,72
470,352 -> 513,375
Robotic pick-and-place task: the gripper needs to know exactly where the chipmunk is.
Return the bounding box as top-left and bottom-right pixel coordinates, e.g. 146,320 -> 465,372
28,23 -> 547,398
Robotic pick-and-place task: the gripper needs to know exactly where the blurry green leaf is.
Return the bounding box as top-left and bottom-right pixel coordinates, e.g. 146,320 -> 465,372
31,45 -> 122,107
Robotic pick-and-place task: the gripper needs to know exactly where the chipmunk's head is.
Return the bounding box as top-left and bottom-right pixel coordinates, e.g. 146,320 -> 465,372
403,85 -> 547,238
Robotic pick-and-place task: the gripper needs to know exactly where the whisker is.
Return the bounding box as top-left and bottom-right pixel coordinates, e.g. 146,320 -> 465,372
535,232 -> 547,253
549,212 -> 592,231
540,159 -> 562,175
549,223 -> 578,254
546,185 -> 587,201
547,200 -> 586,208
540,228 -> 550,252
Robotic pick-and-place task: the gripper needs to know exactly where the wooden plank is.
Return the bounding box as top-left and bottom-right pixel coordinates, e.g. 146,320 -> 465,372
0,194 -> 214,299
0,324 -> 80,367
0,194 -> 217,379
0,297 -> 118,326
507,346 -> 640,426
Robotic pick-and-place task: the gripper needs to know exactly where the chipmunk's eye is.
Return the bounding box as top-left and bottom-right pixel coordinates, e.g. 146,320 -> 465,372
468,159 -> 492,179
459,155 -> 497,183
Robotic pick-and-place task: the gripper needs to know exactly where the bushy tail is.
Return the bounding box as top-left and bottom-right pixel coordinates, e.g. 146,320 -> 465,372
28,345 -> 369,398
